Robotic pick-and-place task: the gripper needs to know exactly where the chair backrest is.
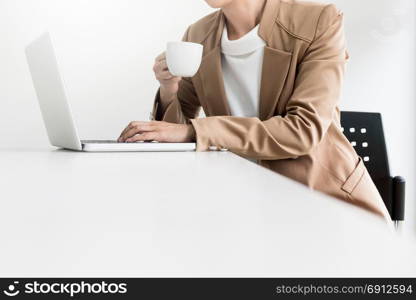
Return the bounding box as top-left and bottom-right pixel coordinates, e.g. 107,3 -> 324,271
340,111 -> 393,215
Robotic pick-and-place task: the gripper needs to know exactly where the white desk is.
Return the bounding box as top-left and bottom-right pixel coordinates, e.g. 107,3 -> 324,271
0,147 -> 415,277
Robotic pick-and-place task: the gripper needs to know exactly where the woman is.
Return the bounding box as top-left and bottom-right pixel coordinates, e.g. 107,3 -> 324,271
118,0 -> 391,220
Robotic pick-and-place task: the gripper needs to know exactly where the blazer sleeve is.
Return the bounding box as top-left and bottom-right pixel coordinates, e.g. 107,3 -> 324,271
151,27 -> 201,124
190,4 -> 349,160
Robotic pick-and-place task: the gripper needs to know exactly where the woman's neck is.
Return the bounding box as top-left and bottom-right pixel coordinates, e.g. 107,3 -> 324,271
222,0 -> 266,40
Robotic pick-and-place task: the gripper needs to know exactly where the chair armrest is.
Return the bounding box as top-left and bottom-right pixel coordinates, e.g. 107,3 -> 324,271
392,176 -> 405,221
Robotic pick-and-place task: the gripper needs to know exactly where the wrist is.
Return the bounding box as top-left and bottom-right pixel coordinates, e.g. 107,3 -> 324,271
159,85 -> 177,103
186,124 -> 196,142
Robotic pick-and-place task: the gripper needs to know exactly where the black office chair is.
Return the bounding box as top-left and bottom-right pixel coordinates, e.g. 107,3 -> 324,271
340,111 -> 405,227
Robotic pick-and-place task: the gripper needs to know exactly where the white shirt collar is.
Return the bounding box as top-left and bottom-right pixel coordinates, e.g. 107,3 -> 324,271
221,24 -> 266,56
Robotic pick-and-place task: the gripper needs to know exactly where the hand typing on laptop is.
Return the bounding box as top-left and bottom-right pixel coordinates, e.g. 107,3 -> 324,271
117,121 -> 195,143
117,51 -> 196,144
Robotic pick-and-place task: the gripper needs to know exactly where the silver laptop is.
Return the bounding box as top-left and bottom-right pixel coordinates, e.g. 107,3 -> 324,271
25,32 -> 196,152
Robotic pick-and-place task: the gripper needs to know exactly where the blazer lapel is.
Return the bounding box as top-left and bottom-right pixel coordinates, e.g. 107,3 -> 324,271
196,11 -> 231,117
198,47 -> 231,117
259,47 -> 292,120
197,0 -> 291,119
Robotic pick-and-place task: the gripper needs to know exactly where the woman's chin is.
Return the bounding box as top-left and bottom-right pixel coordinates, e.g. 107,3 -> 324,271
204,0 -> 234,9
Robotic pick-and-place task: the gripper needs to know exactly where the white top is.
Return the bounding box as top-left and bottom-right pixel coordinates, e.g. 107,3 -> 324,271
0,147 -> 415,277
221,24 -> 266,117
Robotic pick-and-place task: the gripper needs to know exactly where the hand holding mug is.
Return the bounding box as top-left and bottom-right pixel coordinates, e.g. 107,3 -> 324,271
153,52 -> 181,103
153,42 -> 203,105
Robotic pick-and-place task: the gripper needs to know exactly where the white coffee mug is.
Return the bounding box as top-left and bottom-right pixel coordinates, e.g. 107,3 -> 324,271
166,41 -> 203,77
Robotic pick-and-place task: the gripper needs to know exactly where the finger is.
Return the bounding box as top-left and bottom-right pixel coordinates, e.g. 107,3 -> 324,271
118,124 -> 133,142
155,52 -> 166,62
120,123 -> 158,142
126,132 -> 159,143
153,60 -> 168,74
159,60 -> 168,71
118,121 -> 141,142
156,70 -> 174,80
170,76 -> 182,83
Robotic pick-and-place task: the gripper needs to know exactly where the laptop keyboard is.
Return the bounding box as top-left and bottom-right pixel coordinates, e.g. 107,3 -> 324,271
81,140 -> 158,144
82,140 -> 119,144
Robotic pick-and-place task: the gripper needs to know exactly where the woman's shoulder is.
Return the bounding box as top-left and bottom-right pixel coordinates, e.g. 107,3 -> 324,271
277,0 -> 343,42
182,10 -> 221,44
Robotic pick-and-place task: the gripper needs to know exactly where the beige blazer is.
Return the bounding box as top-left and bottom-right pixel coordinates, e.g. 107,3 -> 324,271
152,0 -> 391,220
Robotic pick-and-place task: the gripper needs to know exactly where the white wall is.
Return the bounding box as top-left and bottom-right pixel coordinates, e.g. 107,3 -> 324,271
0,0 -> 212,144
1,0 -> 415,234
